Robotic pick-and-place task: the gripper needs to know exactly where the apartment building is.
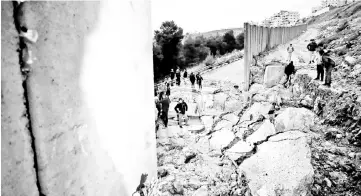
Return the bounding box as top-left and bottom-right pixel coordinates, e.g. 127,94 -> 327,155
261,10 -> 300,27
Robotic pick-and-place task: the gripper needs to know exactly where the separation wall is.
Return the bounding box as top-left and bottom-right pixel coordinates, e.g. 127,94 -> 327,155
243,23 -> 307,91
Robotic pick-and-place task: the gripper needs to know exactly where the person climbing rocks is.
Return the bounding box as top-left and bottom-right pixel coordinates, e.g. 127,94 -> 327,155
287,44 -> 294,62
170,69 -> 175,86
307,39 -> 318,64
166,82 -> 171,96
159,92 -> 171,128
283,61 -> 296,88
189,72 -> 196,88
320,49 -> 335,87
196,73 -> 203,90
174,98 -> 188,128
314,44 -> 325,82
176,67 -> 181,86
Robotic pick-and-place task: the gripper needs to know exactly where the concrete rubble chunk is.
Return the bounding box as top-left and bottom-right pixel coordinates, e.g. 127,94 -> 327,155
344,56 -> 357,66
246,119 -> 276,144
201,116 -> 214,131
240,102 -> 273,123
192,186 -> 209,196
240,132 -> 314,196
264,65 -> 285,88
225,141 -> 254,161
249,83 -> 265,95
222,113 -> 240,126
214,120 -> 233,131
209,128 -> 235,150
187,125 -> 206,134
274,107 -> 315,133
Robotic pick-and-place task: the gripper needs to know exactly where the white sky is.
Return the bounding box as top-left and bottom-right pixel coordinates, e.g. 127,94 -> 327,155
151,0 -> 322,33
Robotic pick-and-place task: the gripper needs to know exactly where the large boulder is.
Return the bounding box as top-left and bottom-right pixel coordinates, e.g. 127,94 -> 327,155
239,131 -> 314,196
274,107 -> 315,133
264,65 -> 285,88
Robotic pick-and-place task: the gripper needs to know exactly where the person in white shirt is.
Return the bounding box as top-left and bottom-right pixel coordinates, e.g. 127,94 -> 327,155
287,44 -> 294,62
314,44 -> 324,82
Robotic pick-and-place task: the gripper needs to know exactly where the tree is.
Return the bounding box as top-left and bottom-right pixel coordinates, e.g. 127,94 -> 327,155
153,42 -> 163,80
236,33 -> 245,50
223,30 -> 237,53
154,21 -> 184,78
183,36 -> 209,66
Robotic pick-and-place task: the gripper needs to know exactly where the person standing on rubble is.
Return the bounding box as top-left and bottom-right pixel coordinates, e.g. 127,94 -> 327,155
176,67 -> 181,86
287,44 -> 294,62
174,98 -> 189,128
189,72 -> 196,88
159,92 -> 171,128
307,39 -> 318,64
320,49 -> 335,87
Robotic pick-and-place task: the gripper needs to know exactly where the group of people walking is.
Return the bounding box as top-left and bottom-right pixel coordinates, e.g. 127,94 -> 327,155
154,91 -> 189,128
154,67 -> 205,129
284,39 -> 335,88
169,67 -> 203,89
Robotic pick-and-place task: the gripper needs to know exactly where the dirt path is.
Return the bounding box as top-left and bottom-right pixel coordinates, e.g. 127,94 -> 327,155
203,59 -> 244,85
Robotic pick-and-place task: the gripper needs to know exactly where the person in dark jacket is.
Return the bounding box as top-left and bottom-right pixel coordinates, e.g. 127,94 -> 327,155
283,61 -> 296,87
174,98 -> 188,128
183,69 -> 188,78
307,39 -> 318,64
320,49 -> 335,87
159,92 -> 171,127
189,72 -> 196,87
196,73 -> 203,90
166,83 -> 171,96
170,69 -> 175,86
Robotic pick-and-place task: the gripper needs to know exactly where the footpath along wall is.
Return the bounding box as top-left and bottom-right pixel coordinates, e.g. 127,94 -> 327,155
243,23 -> 307,91
1,1 -> 157,196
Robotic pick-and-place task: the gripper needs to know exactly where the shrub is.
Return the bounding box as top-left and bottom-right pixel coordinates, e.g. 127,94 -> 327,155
204,55 -> 215,66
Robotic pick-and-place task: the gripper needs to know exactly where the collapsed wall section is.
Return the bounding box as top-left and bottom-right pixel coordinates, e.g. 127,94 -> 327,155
243,23 -> 307,91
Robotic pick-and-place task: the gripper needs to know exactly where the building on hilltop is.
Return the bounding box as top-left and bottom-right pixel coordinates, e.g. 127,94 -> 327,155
261,10 -> 300,27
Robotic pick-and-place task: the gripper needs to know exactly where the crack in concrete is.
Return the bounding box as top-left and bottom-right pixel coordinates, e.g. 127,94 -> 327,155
12,2 -> 46,196
235,129 -> 307,166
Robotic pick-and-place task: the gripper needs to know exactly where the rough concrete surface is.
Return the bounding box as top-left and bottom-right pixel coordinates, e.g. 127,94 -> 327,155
240,132 -> 314,196
1,2 -> 39,196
